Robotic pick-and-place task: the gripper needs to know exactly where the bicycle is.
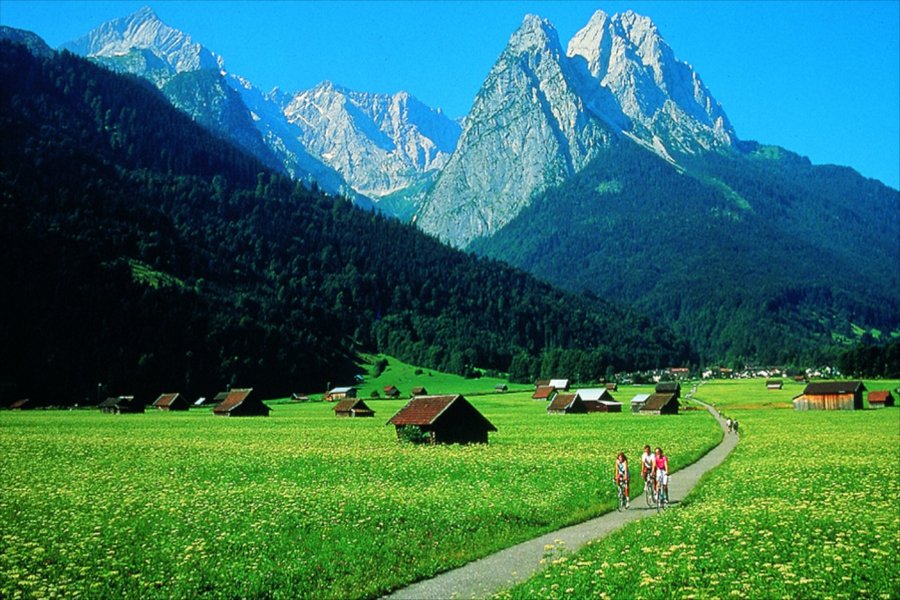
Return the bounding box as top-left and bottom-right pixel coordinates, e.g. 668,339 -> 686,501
615,477 -> 629,511
655,476 -> 669,513
644,471 -> 655,507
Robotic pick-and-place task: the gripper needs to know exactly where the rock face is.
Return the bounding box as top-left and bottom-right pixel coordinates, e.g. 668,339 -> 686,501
416,10 -> 736,247
0,25 -> 55,58
283,82 -> 461,200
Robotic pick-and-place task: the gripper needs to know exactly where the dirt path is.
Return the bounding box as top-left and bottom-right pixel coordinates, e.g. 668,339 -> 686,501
383,398 -> 738,600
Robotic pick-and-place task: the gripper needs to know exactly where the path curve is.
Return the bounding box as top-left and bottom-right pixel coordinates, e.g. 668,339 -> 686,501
383,399 -> 738,600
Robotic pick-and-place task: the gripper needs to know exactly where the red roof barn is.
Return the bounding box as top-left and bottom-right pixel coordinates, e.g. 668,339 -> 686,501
212,388 -> 269,417
152,393 -> 189,411
532,385 -> 558,401
547,393 -> 585,414
383,385 -> 401,398
867,390 -> 895,408
387,395 -> 496,444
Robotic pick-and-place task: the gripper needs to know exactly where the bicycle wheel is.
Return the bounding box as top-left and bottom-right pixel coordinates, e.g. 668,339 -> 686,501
645,477 -> 654,507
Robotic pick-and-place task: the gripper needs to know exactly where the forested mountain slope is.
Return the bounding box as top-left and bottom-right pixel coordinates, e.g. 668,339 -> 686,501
0,42 -> 691,403
472,139 -> 900,364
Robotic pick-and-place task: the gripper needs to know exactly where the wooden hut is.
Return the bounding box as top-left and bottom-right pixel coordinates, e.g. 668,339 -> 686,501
9,398 -> 33,410
194,391 -> 229,408
387,395 -> 496,444
410,387 -> 428,397
99,396 -> 144,414
792,381 -> 865,411
766,380 -> 784,390
548,378 -> 570,391
324,387 -> 356,402
152,393 -> 189,411
383,385 -> 401,398
546,393 -> 586,414
575,388 -> 623,412
291,393 -> 309,402
654,382 -> 681,399
532,385 -> 558,401
605,383 -> 618,392
334,398 -> 375,417
212,388 -> 269,417
494,384 -> 509,393
630,393 -> 650,414
868,390 -> 895,408
639,393 -> 679,415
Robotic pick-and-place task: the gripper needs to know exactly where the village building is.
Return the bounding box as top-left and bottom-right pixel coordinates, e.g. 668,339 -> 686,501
532,385 -> 558,402
410,387 -> 428,397
212,388 -> 270,417
792,381 -> 866,411
546,393 -> 584,414
766,379 -> 784,390
99,396 -> 144,414
324,387 -> 356,402
334,398 -> 375,417
639,393 -> 679,415
670,367 -> 690,379
654,382 -> 681,399
152,393 -> 189,411
630,393 -> 650,414
387,395 -> 496,444
494,384 -> 509,392
867,390 -> 895,408
383,385 -> 401,398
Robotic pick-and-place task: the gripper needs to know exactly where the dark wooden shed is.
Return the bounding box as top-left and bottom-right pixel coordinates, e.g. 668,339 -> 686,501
793,381 -> 865,411
99,396 -> 144,414
766,380 -> 784,390
546,393 -> 585,414
383,385 -> 401,398
334,398 -> 375,417
9,398 -> 34,410
654,382 -> 681,399
387,395 -> 496,444
639,393 -> 679,415
494,384 -> 509,392
868,390 -> 895,408
152,393 -> 189,411
532,385 -> 558,401
410,387 -> 428,397
212,388 -> 269,417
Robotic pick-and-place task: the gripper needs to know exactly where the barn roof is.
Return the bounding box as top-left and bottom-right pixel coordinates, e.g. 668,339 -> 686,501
868,390 -> 893,403
327,386 -> 355,395
641,393 -> 678,412
213,388 -> 253,413
655,382 -> 681,393
802,381 -> 866,396
334,398 -> 372,413
99,396 -> 134,408
630,394 -> 651,404
576,388 -> 614,402
548,393 -> 577,412
387,395 -> 496,430
9,398 -> 31,409
532,385 -> 557,399
153,393 -> 180,408
548,378 -> 569,389
384,385 -> 399,392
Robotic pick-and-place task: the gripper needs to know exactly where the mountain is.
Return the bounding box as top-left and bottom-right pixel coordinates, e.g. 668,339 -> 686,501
0,38 -> 691,402
415,10 -> 738,247
0,25 -> 54,58
283,81 -> 461,200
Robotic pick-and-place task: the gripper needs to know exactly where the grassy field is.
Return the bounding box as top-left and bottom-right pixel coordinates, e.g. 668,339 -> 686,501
0,390 -> 720,599
501,379 -> 900,599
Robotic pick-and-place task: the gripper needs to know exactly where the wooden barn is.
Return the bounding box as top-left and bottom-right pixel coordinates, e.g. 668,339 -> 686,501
575,389 -> 623,413
548,378 -> 570,391
291,393 -> 309,402
494,384 -> 509,392
654,382 -> 681,399
605,383 -> 618,391
868,390 -> 895,408
324,387 -> 356,402
792,381 -> 865,411
9,398 -> 34,410
532,385 -> 558,401
547,393 -> 585,414
383,385 -> 401,398
639,393 -> 679,415
212,388 -> 270,417
766,380 -> 784,390
630,393 -> 650,414
387,395 -> 496,444
410,387 -> 428,397
152,393 -> 189,411
195,391 -> 229,408
99,396 -> 144,414
334,398 -> 375,417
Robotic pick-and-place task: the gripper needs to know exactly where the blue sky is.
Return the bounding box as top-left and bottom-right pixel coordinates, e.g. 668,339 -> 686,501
1,1 -> 898,188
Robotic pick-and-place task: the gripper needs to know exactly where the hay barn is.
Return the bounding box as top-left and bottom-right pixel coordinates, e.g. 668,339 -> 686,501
547,393 -> 585,414
532,385 -> 558,401
387,395 -> 496,444
793,381 -> 865,411
868,390 -> 895,408
152,393 -> 189,411
324,387 -> 356,402
383,385 -> 401,398
334,398 -> 375,417
212,388 -> 269,417
99,396 -> 144,414
766,380 -> 783,390
654,382 -> 681,398
639,393 -> 679,415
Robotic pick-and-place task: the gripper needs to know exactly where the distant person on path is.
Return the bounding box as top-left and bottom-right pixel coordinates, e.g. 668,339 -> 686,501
615,452 -> 630,509
726,417 -> 732,433
733,419 -> 739,435
653,447 -> 669,499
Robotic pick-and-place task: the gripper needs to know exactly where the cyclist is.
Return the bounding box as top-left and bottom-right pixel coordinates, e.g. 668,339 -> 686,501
640,444 -> 654,486
653,446 -> 669,503
614,452 -> 630,509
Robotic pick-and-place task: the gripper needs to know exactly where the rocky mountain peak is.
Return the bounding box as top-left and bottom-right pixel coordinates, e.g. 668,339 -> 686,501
507,14 -> 562,54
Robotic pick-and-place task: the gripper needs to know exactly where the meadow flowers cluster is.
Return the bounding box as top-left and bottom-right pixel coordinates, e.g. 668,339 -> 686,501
500,382 -> 899,599
0,393 -> 719,598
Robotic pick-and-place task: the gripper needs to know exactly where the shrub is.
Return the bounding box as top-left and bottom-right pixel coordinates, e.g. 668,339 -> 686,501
397,425 -> 431,445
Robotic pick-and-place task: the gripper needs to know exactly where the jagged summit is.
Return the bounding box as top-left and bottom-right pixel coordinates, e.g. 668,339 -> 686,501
507,14 -> 562,53
60,5 -> 222,74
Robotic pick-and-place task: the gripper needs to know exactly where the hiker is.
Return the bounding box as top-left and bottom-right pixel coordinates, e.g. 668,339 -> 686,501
733,419 -> 739,435
726,417 -> 732,433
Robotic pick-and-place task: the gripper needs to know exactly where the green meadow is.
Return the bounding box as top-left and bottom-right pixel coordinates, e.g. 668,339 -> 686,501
501,378 -> 900,599
1,389 -> 718,599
